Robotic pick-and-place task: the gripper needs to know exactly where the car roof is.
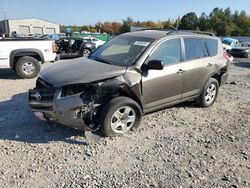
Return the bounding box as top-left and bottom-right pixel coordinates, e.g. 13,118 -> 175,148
122,30 -> 168,39
222,38 -> 238,42
122,30 -> 217,40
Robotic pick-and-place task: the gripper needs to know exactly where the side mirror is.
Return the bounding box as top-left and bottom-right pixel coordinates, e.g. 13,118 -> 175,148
147,60 -> 164,70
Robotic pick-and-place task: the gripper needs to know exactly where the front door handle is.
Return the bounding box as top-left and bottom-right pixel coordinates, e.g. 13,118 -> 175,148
177,69 -> 185,74
207,63 -> 213,67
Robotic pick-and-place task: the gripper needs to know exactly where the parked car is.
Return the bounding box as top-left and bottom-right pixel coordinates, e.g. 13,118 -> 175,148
82,37 -> 105,48
229,42 -> 250,58
55,37 -> 96,59
222,38 -> 239,51
0,38 -> 57,78
240,41 -> 250,47
29,30 -> 229,137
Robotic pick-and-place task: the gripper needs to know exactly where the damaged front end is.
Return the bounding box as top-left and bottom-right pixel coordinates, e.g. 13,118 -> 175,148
29,76 -> 141,131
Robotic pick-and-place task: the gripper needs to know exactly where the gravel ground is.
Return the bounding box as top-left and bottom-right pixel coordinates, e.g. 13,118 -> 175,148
0,59 -> 249,188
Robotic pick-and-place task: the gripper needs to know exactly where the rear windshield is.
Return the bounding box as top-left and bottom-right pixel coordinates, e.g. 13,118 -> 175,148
204,38 -> 218,56
222,39 -> 232,46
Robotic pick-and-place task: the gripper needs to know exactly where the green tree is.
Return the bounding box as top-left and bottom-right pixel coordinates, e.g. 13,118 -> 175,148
198,13 -> 211,31
120,17 -> 133,33
235,10 -> 250,36
179,12 -> 198,30
162,19 -> 173,29
209,8 -> 227,36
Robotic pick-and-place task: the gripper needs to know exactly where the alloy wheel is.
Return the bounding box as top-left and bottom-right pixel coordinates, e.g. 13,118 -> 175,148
110,106 -> 136,134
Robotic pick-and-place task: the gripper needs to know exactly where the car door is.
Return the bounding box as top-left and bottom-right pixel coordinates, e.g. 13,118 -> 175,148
142,38 -> 185,110
0,43 -> 9,68
181,37 -> 215,99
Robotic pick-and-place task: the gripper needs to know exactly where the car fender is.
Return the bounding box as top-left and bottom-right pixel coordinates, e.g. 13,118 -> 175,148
9,48 -> 44,68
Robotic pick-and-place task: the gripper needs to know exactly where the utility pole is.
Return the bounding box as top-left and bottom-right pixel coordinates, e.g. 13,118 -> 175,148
176,17 -> 179,30
3,7 -> 6,20
176,16 -> 180,30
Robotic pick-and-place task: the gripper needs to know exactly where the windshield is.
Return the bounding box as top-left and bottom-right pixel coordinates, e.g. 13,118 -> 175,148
90,35 -> 152,67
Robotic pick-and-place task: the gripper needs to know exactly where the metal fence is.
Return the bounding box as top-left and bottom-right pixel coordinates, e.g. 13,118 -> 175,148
230,36 -> 250,42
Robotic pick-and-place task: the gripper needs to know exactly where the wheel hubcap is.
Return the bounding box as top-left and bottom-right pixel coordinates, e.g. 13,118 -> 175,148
22,62 -> 35,75
205,83 -> 217,104
83,50 -> 90,58
110,106 -> 136,134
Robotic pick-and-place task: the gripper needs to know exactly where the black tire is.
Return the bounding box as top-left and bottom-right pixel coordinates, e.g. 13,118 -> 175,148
15,56 -> 41,79
82,49 -> 91,58
196,78 -> 219,107
100,97 -> 142,137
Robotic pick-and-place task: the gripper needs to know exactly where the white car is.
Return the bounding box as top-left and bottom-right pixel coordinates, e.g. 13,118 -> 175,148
82,37 -> 105,48
222,38 -> 240,51
0,38 -> 57,78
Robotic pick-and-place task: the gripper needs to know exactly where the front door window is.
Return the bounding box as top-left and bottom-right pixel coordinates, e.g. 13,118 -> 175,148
149,38 -> 181,66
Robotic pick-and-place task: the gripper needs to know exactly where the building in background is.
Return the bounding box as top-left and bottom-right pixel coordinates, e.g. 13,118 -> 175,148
0,18 -> 60,36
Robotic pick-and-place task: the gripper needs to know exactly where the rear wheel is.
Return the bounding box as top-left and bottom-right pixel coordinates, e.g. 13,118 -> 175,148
15,56 -> 41,79
100,97 -> 142,137
196,78 -> 219,107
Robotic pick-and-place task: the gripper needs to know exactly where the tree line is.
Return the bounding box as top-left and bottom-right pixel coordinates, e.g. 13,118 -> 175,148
61,7 -> 250,36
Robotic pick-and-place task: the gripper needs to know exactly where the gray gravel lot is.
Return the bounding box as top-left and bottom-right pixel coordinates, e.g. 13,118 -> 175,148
0,59 -> 249,187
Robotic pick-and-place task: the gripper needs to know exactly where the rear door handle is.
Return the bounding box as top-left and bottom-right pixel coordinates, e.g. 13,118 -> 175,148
177,69 -> 185,74
207,63 -> 213,67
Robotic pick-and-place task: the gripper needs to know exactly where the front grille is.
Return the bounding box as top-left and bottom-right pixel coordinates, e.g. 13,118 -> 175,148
29,78 -> 55,110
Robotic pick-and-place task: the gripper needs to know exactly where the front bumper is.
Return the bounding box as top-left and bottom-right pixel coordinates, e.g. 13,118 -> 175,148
29,88 -> 99,131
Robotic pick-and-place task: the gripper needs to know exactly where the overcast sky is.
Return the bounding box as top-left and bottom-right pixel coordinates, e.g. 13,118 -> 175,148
0,0 -> 249,25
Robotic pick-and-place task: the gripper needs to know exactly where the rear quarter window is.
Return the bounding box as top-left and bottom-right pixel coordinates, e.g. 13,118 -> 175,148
184,38 -> 207,61
204,38 -> 218,56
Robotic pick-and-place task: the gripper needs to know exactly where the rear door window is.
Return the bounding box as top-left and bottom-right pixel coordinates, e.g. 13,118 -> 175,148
184,38 -> 207,61
204,38 -> 218,57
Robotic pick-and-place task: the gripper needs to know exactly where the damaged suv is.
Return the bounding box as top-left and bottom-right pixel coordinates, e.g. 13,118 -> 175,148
29,30 -> 229,136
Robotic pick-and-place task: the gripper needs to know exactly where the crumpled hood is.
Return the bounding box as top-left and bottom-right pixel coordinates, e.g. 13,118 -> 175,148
40,58 -> 126,87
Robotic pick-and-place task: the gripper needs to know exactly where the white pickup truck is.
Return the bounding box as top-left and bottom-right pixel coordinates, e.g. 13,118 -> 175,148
0,38 -> 57,78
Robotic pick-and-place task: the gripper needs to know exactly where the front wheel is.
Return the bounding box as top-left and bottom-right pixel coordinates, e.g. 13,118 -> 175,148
100,97 -> 142,137
15,56 -> 41,79
196,78 -> 219,107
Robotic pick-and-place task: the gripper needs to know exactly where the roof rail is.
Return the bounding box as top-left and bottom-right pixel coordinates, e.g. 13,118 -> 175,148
134,28 -> 216,36
167,30 -> 216,36
136,28 -> 169,31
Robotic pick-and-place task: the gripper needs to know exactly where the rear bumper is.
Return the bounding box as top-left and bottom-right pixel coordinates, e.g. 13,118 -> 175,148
44,52 -> 57,62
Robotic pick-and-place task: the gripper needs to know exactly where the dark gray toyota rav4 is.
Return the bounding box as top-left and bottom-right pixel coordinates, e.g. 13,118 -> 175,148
29,30 -> 229,136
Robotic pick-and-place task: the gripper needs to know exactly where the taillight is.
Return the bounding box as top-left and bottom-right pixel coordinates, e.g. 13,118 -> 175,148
223,51 -> 231,61
52,42 -> 57,53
